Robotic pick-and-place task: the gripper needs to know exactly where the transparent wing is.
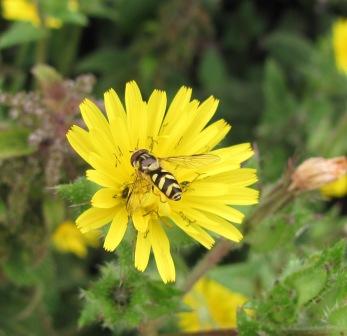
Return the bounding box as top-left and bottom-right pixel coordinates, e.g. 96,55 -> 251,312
159,153 -> 219,169
126,171 -> 152,214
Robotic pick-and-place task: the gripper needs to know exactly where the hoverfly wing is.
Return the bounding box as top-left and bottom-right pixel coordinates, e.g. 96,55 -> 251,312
126,171 -> 152,213
159,153 -> 219,169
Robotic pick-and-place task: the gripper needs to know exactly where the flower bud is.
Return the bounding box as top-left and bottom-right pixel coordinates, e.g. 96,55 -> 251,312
289,156 -> 347,192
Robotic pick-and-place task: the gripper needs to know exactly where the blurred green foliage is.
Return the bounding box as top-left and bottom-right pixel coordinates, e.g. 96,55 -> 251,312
0,0 -> 347,335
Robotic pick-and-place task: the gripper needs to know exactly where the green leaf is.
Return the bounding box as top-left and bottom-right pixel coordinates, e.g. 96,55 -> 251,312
289,267 -> 327,306
238,241 -> 347,334
2,249 -> 54,287
56,177 -> 99,208
198,47 -> 229,92
42,197 -> 65,230
0,22 -> 47,49
328,305 -> 347,328
264,31 -> 314,70
0,127 -> 35,159
209,254 -> 275,296
261,59 -> 296,127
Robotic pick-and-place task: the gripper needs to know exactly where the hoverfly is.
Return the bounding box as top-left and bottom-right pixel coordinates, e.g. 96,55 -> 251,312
126,149 -> 219,212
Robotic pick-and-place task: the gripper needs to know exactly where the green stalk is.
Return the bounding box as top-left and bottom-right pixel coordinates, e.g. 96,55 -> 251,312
57,26 -> 82,75
34,1 -> 48,65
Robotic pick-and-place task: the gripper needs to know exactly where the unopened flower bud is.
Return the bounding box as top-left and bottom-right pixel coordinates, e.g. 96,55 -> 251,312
289,156 -> 347,192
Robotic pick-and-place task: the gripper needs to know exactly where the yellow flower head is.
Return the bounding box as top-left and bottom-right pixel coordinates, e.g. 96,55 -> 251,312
1,0 -> 78,28
321,174 -> 347,198
67,81 -> 258,283
179,278 -> 248,331
52,220 -> 99,258
333,18 -> 347,74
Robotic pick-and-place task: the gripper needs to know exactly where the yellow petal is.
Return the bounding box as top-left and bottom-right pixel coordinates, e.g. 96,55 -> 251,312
160,86 -> 192,135
157,100 -> 199,156
91,188 -> 121,208
52,221 -> 88,258
89,128 -> 115,160
190,119 -> 231,153
202,168 -> 258,187
225,187 -> 260,205
170,212 -> 215,249
104,89 -> 130,152
86,169 -> 117,188
182,208 -> 243,242
211,143 -> 254,164
149,221 -> 175,283
88,152 -> 127,183
179,198 -> 245,223
2,0 -> 40,24
76,207 -> 117,233
103,207 -> 128,251
192,96 -> 219,133
179,96 -> 219,146
132,211 -> 150,232
175,119 -> 230,154
104,88 -> 127,123
135,231 -> 151,271
320,174 -> 347,198
184,182 -> 259,203
66,125 -> 92,163
125,81 -> 147,148
190,144 -> 254,177
184,182 -> 231,197
147,89 -> 167,142
80,99 -> 112,138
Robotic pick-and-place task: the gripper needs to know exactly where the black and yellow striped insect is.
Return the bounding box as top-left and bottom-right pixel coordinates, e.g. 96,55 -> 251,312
127,149 -> 218,212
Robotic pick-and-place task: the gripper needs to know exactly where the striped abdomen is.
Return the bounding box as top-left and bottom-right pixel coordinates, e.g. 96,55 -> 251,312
149,168 -> 182,201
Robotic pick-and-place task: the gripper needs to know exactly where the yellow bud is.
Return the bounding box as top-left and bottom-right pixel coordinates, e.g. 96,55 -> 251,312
289,156 -> 347,192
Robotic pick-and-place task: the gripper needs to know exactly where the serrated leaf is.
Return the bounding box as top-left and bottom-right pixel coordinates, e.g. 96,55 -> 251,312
56,177 -> 99,205
0,22 -> 47,49
240,241 -> 347,333
288,267 -> 327,306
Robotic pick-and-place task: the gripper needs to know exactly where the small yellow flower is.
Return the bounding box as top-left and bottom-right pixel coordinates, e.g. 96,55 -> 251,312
179,278 -> 248,331
333,18 -> 347,74
1,0 -> 78,29
67,81 -> 258,283
52,221 -> 99,258
321,175 -> 347,198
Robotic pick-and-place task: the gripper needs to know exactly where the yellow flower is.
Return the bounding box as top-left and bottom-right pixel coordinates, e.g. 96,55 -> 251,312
321,174 -> 347,198
179,278 -> 248,331
1,0 -> 78,29
52,221 -> 99,258
333,18 -> 347,74
67,81 -> 258,283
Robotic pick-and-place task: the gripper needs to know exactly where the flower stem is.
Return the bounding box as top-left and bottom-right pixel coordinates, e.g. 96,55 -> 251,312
182,174 -> 294,293
34,1 -> 48,65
